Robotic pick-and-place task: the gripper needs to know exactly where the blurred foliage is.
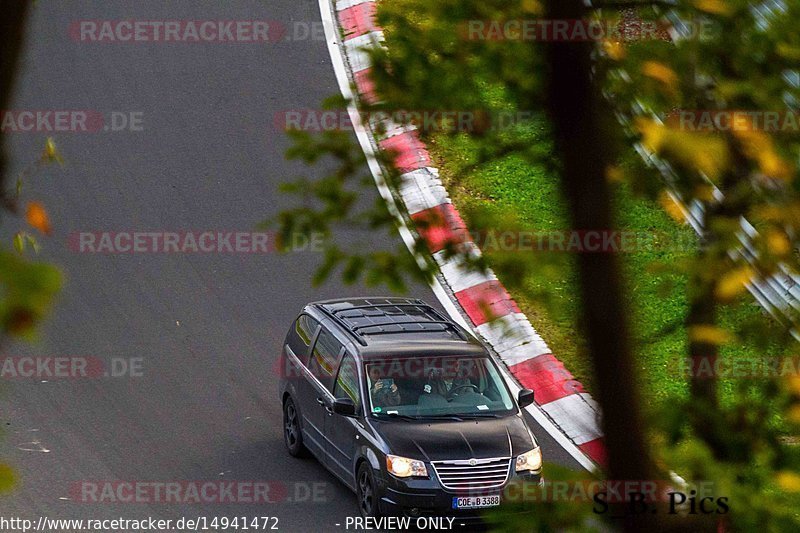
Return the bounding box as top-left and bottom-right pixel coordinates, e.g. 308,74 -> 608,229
0,137 -> 64,497
263,96 -> 435,292
3,138 -> 62,337
483,463 -> 605,532
0,462 -> 15,493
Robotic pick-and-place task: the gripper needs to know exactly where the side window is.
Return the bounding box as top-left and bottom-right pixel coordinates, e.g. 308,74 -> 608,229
289,314 -> 319,364
296,315 -> 318,346
308,329 -> 343,388
333,354 -> 361,409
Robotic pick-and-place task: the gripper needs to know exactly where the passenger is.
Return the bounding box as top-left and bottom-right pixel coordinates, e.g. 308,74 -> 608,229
417,368 -> 449,410
368,366 -> 401,408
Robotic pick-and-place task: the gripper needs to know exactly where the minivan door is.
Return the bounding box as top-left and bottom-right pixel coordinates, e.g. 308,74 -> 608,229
302,328 -> 343,463
324,352 -> 362,489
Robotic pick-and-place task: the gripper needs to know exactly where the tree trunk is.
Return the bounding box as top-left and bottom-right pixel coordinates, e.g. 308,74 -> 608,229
686,136 -> 751,460
0,0 -> 31,206
543,0 -> 655,530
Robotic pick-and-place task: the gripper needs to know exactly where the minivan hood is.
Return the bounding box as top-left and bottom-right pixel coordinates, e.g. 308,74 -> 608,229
374,414 -> 537,462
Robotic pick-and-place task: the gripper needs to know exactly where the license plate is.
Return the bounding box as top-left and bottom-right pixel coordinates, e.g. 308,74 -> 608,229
452,495 -> 501,509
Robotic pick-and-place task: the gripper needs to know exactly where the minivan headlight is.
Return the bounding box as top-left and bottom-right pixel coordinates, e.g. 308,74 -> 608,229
386,455 -> 428,478
515,447 -> 542,472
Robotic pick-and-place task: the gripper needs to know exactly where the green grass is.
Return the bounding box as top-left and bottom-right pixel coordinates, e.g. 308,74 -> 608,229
427,117 -> 792,405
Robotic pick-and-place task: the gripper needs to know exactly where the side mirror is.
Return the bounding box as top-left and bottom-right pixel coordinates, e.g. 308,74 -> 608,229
332,397 -> 357,416
518,389 -> 535,408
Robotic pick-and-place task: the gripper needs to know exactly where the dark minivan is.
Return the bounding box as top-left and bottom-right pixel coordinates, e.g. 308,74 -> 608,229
278,297 -> 542,520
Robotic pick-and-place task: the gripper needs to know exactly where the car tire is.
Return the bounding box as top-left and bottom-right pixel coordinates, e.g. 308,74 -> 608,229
283,397 -> 307,457
356,462 -> 381,518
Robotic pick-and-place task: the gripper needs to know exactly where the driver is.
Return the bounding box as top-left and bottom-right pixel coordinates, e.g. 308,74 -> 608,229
368,366 -> 400,408
448,360 -> 491,404
449,360 -> 475,395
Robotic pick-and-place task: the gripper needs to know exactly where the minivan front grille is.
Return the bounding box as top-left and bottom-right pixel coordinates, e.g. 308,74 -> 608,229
430,456 -> 512,491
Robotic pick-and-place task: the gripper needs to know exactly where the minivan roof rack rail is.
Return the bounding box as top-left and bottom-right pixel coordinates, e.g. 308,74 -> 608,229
326,302 -> 426,312
317,301 -> 467,343
317,306 -> 369,346
351,319 -> 454,333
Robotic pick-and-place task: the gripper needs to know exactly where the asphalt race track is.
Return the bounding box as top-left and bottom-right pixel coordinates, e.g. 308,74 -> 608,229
0,1 -> 583,529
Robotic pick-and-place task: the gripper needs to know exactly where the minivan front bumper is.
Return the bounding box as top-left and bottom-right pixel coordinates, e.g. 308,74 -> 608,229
377,469 -> 542,521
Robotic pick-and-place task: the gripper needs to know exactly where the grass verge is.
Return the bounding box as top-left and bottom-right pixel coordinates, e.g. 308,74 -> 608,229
427,117 -> 791,405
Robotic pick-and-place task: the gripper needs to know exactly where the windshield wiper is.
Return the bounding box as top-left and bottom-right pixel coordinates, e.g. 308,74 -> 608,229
376,412 -> 465,421
415,414 -> 466,421
379,412 -> 422,421
379,412 -> 502,421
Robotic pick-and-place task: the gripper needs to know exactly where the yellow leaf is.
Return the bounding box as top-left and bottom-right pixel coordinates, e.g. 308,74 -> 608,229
642,61 -> 678,92
734,129 -> 794,181
693,0 -> 732,15
637,119 -> 729,180
658,190 -> 686,224
788,404 -> 800,424
636,117 -> 667,152
521,0 -> 543,15
689,325 -> 734,346
759,150 -> 793,181
605,165 -> 625,183
776,43 -> 800,61
752,205 -> 785,223
602,40 -> 626,61
694,184 -> 716,202
26,201 -> 52,236
0,463 -> 15,493
715,266 -> 754,300
788,375 -> 800,395
765,229 -> 791,257
777,471 -> 800,492
42,137 -> 63,165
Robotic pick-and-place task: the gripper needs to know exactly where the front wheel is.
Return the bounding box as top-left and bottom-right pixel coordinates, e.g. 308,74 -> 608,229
283,397 -> 307,457
356,463 -> 381,518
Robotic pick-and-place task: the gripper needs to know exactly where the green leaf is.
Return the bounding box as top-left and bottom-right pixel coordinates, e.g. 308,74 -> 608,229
0,464 -> 15,493
13,233 -> 24,254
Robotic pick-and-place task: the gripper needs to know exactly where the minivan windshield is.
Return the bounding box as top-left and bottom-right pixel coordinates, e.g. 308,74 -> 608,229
365,356 -> 516,418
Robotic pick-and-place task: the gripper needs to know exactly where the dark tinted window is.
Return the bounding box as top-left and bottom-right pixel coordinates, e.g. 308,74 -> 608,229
333,354 -> 361,409
296,315 -> 319,346
288,314 -> 319,365
309,329 -> 342,388
365,356 -> 515,417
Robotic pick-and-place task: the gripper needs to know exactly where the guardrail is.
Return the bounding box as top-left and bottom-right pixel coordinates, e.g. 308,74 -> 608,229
595,1 -> 800,339
617,106 -> 800,340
